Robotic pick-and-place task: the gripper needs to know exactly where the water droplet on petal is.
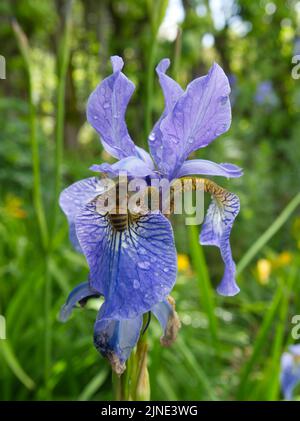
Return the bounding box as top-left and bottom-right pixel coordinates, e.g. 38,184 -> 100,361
171,137 -> 179,144
163,267 -> 169,273
133,279 -> 140,289
215,123 -> 228,136
149,132 -> 156,142
188,136 -> 194,144
93,115 -> 98,120
220,95 -> 228,105
103,102 -> 110,109
138,261 -> 151,270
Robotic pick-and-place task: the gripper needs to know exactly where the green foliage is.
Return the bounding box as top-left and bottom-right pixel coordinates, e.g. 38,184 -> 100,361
1,0 -> 300,401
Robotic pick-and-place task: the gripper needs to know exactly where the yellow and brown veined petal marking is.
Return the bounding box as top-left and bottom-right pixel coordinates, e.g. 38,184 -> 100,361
168,176 -> 240,296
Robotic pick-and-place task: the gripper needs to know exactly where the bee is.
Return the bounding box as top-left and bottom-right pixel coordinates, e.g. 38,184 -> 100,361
108,212 -> 129,232
106,181 -> 130,232
96,176 -> 232,232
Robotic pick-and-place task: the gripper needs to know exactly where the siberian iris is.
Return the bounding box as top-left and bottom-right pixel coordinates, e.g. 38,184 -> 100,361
59,56 -> 242,374
281,345 -> 300,400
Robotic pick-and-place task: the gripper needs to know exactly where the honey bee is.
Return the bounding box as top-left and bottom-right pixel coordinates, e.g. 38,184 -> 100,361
95,176 -> 232,232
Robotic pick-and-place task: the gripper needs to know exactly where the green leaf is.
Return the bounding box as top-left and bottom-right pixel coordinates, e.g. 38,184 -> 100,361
0,340 -> 35,390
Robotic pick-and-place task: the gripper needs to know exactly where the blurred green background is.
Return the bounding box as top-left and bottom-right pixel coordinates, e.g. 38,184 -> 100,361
1,0 -> 300,401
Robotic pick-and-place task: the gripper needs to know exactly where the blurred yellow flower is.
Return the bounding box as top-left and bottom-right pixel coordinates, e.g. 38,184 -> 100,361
2,194 -> 27,219
177,254 -> 190,272
256,258 -> 271,285
272,251 -> 293,268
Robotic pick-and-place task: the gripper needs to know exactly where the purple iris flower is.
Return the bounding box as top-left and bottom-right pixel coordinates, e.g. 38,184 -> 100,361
254,80 -> 278,107
281,345 -> 300,400
59,56 -> 242,373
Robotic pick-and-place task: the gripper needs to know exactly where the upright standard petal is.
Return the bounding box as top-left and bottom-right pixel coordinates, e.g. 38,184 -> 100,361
59,177 -> 105,251
200,179 -> 240,296
148,59 -> 184,171
94,309 -> 143,374
87,56 -> 137,160
159,63 -> 231,179
75,202 -> 177,319
177,159 -> 243,179
59,281 -> 100,322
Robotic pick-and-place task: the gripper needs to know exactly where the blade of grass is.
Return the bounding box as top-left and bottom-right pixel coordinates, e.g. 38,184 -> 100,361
145,0 -> 169,138
0,340 -> 35,390
176,335 -> 218,400
51,0 -> 73,236
265,269 -> 297,400
237,192 -> 300,275
78,368 -> 109,401
188,225 -> 219,353
237,283 -> 283,400
12,19 -> 48,250
157,372 -> 179,400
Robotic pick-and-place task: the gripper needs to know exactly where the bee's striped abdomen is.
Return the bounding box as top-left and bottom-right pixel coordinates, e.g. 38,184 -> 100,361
108,213 -> 129,232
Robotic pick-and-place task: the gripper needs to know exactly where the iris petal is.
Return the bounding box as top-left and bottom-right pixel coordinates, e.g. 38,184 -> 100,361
200,179 -> 240,296
89,156 -> 155,178
281,346 -> 300,400
176,159 -> 243,179
87,55 -> 137,160
59,177 -> 105,251
94,309 -> 143,374
148,58 -> 184,171
152,296 -> 181,346
75,202 -> 177,318
59,281 -> 99,322
159,63 -> 231,179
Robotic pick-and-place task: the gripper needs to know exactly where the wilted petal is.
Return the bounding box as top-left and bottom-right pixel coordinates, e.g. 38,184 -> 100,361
94,309 -> 143,375
159,63 -> 231,178
152,296 -> 181,347
87,56 -> 137,160
59,177 -> 105,251
200,179 -> 240,296
59,281 -> 99,322
90,156 -> 155,178
148,59 -> 184,171
177,159 -> 243,179
75,202 -> 177,318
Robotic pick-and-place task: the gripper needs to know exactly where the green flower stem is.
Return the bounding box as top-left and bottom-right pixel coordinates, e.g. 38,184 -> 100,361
51,0 -> 73,238
12,20 -> 48,251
